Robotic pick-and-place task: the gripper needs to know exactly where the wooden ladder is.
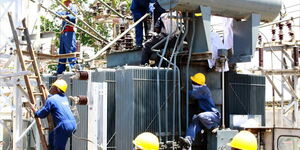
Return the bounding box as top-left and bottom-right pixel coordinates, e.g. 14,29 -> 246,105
8,12 -> 54,150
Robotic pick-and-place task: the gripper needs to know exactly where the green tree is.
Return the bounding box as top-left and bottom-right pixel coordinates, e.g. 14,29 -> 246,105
40,0 -> 131,51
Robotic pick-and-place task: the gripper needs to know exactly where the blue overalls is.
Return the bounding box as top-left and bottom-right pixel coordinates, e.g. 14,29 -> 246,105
56,5 -> 77,74
35,94 -> 77,150
185,85 -> 220,142
131,0 -> 165,46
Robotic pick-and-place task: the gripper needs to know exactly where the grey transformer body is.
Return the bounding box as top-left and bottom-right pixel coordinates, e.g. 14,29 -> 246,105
158,0 -> 282,22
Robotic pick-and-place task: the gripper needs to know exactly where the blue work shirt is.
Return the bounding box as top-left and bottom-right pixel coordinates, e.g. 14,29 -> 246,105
35,94 -> 76,126
56,5 -> 77,30
130,0 -> 155,12
189,85 -> 218,113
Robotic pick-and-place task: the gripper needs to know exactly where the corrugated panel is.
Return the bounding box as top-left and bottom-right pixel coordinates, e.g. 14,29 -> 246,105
71,79 -> 88,150
115,66 -> 179,150
225,72 -> 266,127
92,69 -> 116,149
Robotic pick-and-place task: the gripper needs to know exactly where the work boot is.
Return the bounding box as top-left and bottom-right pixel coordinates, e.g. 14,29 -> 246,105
132,45 -> 143,51
179,137 -> 191,149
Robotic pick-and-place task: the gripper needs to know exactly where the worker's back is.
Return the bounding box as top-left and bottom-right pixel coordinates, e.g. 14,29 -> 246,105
47,94 -> 76,128
189,85 -> 218,113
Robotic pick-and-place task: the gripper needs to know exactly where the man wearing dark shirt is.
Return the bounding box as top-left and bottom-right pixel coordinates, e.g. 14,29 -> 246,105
130,0 -> 165,51
179,73 -> 221,149
140,12 -> 180,65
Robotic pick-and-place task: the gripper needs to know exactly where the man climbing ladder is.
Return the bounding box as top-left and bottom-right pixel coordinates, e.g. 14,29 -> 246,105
28,80 -> 77,150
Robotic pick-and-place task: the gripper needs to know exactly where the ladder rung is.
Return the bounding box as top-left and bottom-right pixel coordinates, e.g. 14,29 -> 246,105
33,93 -> 43,96
29,76 -> 38,79
20,43 -> 28,46
16,27 -> 25,30
25,60 -> 34,63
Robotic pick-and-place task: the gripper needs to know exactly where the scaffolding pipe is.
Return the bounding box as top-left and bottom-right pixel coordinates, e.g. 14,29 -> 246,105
97,0 -> 125,19
85,13 -> 150,62
29,0 -> 106,44
15,120 -> 36,143
54,0 -> 109,43
185,13 -> 195,130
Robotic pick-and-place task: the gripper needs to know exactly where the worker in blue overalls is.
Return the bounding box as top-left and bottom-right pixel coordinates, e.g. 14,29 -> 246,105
179,73 -> 221,149
56,0 -> 78,75
29,79 -> 76,150
130,0 -> 165,51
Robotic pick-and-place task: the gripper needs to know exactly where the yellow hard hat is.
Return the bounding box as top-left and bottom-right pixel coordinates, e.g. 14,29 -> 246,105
52,79 -> 68,93
190,73 -> 206,85
62,0 -> 72,3
133,132 -> 159,150
227,130 -> 257,150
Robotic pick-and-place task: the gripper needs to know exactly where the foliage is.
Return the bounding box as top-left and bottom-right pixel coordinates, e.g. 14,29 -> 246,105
40,0 -> 132,50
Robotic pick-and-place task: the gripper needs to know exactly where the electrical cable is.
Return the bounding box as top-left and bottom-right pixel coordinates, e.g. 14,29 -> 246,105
185,13 -> 195,131
69,105 -> 104,149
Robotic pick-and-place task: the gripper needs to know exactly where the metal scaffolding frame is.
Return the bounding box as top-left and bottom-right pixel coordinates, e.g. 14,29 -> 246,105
257,41 -> 299,127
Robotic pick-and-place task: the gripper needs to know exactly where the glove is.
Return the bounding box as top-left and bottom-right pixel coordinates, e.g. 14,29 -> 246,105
149,3 -> 155,14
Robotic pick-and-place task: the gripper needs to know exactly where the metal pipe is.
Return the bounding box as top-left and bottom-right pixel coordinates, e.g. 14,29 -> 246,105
29,0 -> 106,44
176,15 -> 189,137
293,46 -> 299,67
259,48 -> 264,67
171,13 -> 181,144
280,48 -> 285,126
156,10 -> 174,141
163,12 -> 181,143
185,13 -> 195,130
85,13 -> 150,62
97,0 -> 125,19
54,0 -> 109,43
221,62 -> 225,129
157,11 -> 182,144
16,120 -> 36,143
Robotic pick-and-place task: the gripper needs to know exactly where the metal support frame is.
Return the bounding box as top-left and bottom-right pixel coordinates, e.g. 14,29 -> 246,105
230,13 -> 261,63
186,6 -> 211,54
260,44 -> 299,127
13,56 -> 23,150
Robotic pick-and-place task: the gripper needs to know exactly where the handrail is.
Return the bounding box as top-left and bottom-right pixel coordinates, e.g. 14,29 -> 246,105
16,120 -> 36,143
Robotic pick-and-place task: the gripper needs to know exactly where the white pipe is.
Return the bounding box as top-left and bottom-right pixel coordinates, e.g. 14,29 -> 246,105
15,120 -> 36,143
